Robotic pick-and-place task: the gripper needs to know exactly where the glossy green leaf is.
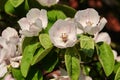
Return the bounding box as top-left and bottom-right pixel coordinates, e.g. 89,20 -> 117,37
10,0 -> 24,7
31,47 -> 52,65
24,0 -> 29,11
21,42 -> 40,77
47,10 -> 66,22
39,34 -> 53,49
97,42 -> 115,76
65,47 -> 80,80
4,0 -> 15,16
40,50 -> 58,73
80,35 -> 94,57
22,37 -> 39,52
26,66 -> 43,80
115,67 -> 120,80
52,4 -> 76,17
12,68 -> 24,80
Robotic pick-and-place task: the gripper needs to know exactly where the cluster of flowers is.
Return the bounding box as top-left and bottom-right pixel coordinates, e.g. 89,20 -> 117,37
18,8 -> 107,48
0,1 -> 120,78
0,27 -> 22,79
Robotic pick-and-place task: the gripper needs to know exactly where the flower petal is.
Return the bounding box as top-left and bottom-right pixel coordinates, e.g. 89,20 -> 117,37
95,32 -> 111,44
97,17 -> 107,32
75,8 -> 100,27
39,9 -> 48,29
18,18 -> 30,30
26,8 -> 42,23
37,0 -> 59,7
2,27 -> 19,44
0,62 -> 7,78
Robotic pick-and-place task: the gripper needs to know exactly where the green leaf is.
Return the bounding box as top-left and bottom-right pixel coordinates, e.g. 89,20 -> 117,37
22,37 -> 39,52
21,42 -> 40,77
26,65 -> 43,80
65,47 -> 80,80
114,62 -> 120,73
31,47 -> 52,65
52,4 -> 76,17
24,0 -> 29,11
12,68 -> 24,80
47,10 -> 66,22
41,50 -> 58,73
39,34 -> 53,49
96,42 -> 115,76
115,67 -> 120,80
9,0 -> 24,7
4,0 -> 15,16
80,35 -> 94,57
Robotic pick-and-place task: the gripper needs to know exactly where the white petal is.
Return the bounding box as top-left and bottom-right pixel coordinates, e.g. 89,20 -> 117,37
0,37 -> 7,48
0,49 -> 7,63
95,32 -> 111,44
18,18 -> 30,30
75,8 -> 100,27
20,30 -> 38,37
0,62 -> 7,78
116,56 -> 120,62
10,61 -> 20,68
26,8 -> 41,23
2,27 -> 19,44
29,19 -> 42,32
37,0 -> 59,7
112,50 -> 117,60
7,43 -> 16,58
39,9 -> 48,29
97,17 -> 107,32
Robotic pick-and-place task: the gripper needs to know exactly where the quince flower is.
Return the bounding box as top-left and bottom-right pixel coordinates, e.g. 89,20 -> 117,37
2,27 -> 19,45
0,27 -> 22,78
18,8 -> 48,37
74,8 -> 107,35
49,19 -> 77,48
37,0 -> 59,7
94,32 -> 111,44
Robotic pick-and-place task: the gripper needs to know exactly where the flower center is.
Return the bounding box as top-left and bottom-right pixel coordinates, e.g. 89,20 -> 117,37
86,21 -> 93,26
61,33 -> 68,43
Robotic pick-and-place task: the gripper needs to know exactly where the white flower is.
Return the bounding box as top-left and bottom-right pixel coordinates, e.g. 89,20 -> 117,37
2,27 -> 19,45
18,8 -> 48,37
49,19 -> 77,48
0,28 -> 21,77
74,8 -> 107,35
94,32 -> 111,44
37,0 -> 59,7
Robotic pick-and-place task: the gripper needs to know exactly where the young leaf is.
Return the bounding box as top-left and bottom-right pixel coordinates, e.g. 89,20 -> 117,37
47,10 -> 67,22
21,42 -> 40,77
12,68 -> 24,80
115,67 -> 120,80
80,35 -> 94,57
4,0 -> 15,16
96,42 -> 115,76
31,47 -> 53,65
52,4 -> 76,17
39,34 -> 53,49
65,47 -> 80,80
9,0 -> 24,7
